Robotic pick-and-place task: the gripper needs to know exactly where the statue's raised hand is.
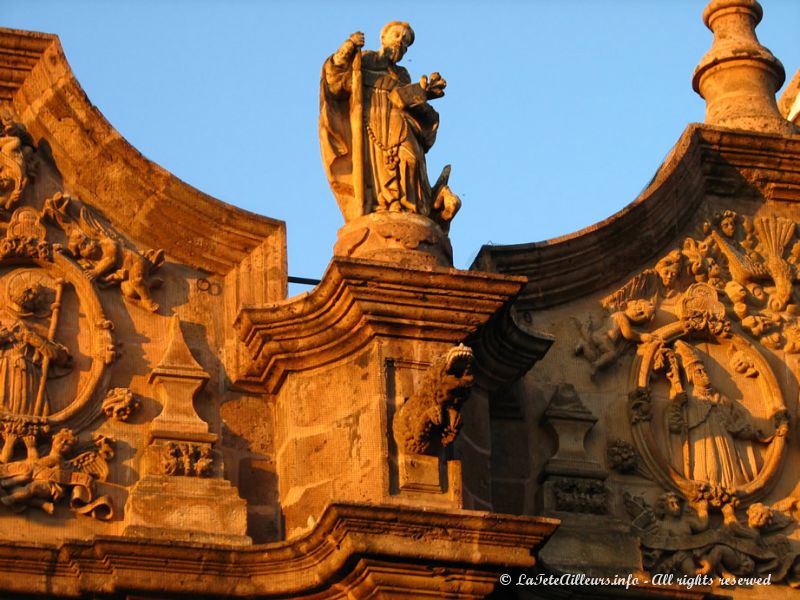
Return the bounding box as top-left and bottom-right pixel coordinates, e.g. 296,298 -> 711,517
348,32 -> 365,49
333,32 -> 365,66
420,72 -> 446,99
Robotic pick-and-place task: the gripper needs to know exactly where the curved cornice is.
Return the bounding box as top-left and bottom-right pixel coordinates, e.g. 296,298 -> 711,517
0,502 -> 559,598
473,124 -> 800,310
0,27 -> 285,276
234,257 -> 551,393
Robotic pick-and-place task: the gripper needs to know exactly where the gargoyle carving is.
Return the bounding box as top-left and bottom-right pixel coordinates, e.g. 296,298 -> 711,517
0,111 -> 35,211
43,193 -> 165,312
0,420 -> 114,519
393,343 -> 473,455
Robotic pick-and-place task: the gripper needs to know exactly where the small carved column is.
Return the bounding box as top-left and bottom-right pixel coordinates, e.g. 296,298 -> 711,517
124,316 -> 249,545
538,384 -> 641,575
540,384 -> 607,513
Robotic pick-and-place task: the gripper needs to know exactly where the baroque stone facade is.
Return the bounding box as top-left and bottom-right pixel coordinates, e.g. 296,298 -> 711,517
0,0 -> 799,598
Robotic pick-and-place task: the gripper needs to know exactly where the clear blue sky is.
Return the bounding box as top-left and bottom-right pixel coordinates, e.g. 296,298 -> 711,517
5,1 -> 799,291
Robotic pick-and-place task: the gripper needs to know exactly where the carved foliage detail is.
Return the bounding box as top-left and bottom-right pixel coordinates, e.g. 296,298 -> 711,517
101,388 -> 139,422
160,442 -> 213,477
552,477 -> 608,514
607,439 -> 638,474
393,344 -> 473,455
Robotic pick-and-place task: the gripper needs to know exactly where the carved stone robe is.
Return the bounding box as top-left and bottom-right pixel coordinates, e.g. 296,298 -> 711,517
683,390 -> 758,488
320,50 -> 439,220
0,323 -> 45,415
0,319 -> 68,416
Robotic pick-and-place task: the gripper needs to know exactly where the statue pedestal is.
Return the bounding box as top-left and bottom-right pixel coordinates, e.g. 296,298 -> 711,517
235,257 -> 552,537
333,212 -> 453,268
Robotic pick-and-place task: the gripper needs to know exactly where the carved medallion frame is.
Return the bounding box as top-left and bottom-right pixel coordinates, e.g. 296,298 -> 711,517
629,323 -> 787,507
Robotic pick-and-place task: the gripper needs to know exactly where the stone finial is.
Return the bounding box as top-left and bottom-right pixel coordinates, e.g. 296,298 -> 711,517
692,0 -> 793,135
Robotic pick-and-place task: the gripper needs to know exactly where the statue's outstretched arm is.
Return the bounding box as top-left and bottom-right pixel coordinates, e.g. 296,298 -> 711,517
332,32 -> 364,68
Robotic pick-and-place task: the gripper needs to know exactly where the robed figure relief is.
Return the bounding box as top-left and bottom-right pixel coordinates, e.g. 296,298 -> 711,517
320,22 -> 460,226
0,270 -> 71,417
668,341 -> 763,489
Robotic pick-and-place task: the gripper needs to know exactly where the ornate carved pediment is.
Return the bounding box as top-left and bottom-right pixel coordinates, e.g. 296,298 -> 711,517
586,208 -> 800,586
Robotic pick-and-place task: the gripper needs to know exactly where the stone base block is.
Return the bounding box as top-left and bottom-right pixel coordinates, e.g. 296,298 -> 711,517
538,513 -> 640,576
394,455 -> 462,507
123,475 -> 250,546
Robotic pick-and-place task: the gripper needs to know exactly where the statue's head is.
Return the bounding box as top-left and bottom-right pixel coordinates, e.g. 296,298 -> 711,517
380,21 -> 414,63
624,299 -> 655,323
687,362 -> 712,391
656,491 -> 683,518
747,503 -> 772,529
67,228 -> 100,259
51,428 -> 76,455
10,282 -> 42,314
719,210 -> 737,238
655,250 -> 682,288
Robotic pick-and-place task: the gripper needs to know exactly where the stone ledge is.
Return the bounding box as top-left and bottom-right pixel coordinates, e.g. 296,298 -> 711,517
473,124 -> 800,311
0,26 -> 286,277
0,502 -> 558,598
234,256 -> 546,393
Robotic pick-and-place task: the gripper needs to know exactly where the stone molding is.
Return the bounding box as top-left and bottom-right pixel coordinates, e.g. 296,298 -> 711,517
0,27 -> 286,278
0,503 -> 558,598
473,124 -> 800,311
235,257 -> 545,393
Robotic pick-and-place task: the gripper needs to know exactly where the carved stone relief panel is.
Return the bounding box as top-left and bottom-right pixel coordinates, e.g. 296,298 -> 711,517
568,207 -> 800,587
0,112 -> 174,528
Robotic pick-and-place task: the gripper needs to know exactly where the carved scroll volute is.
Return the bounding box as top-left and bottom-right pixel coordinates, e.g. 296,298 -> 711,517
147,316 -> 214,444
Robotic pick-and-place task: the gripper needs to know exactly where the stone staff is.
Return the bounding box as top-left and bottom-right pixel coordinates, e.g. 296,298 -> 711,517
33,278 -> 65,417
350,47 -> 365,214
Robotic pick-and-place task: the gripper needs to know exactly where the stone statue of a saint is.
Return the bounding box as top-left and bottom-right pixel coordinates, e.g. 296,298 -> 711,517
320,21 -> 460,228
669,341 -> 762,489
0,275 -> 71,417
